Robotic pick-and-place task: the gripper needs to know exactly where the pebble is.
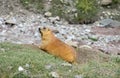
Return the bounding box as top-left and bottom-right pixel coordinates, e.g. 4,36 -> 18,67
65,40 -> 78,47
25,64 -> 30,68
44,11 -> 52,17
61,63 -> 72,67
0,17 -> 4,24
5,17 -> 16,25
96,19 -> 120,27
45,64 -> 52,69
101,0 -> 112,5
74,75 -> 83,78
0,48 -> 5,52
50,71 -> 60,78
18,66 -> 24,72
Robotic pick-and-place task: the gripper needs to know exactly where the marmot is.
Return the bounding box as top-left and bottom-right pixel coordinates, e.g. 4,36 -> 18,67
38,27 -> 77,64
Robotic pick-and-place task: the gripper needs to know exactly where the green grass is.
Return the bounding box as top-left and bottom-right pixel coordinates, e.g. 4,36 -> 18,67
0,42 -> 120,78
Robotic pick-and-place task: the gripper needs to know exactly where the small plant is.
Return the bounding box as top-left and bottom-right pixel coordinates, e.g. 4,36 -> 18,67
75,0 -> 99,23
112,0 -> 120,4
49,0 -> 64,17
49,0 -> 73,19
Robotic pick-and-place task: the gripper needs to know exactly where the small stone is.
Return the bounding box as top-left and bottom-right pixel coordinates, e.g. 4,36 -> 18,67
61,63 -> 72,67
50,71 -> 60,78
18,66 -> 24,72
45,64 -> 52,69
55,16 -> 60,21
44,12 -> 52,17
72,8 -> 77,12
52,29 -> 59,34
48,16 -> 60,24
0,17 -> 4,24
74,75 -> 83,78
85,29 -> 91,33
0,21 -> 2,25
98,19 -> 120,27
107,11 -> 111,15
98,19 -> 112,27
0,48 -> 5,52
7,66 -> 13,70
25,64 -> 30,68
0,30 -> 7,35
5,17 -> 16,25
101,0 -> 112,5
79,45 -> 92,49
60,0 -> 64,3
65,40 -> 78,48
88,35 -> 99,41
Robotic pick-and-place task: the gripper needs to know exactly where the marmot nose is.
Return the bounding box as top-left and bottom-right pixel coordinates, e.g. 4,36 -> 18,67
43,27 -> 46,29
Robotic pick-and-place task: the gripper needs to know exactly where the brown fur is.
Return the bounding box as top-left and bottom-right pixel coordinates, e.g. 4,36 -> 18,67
38,27 -> 77,64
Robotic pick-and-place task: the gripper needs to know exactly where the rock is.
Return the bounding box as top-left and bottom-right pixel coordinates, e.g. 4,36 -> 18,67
0,48 -> 5,52
0,17 -> 4,25
61,63 -> 72,67
50,71 -> 60,78
52,29 -> 59,34
0,30 -> 7,35
5,17 -> 16,25
97,19 -> 112,27
96,19 -> 120,27
0,20 -> 2,25
79,45 -> 92,49
88,35 -> 99,41
49,0 -> 52,2
25,64 -> 30,68
74,75 -> 83,78
85,29 -> 91,33
65,40 -> 78,48
44,12 -> 52,17
18,66 -> 24,72
101,0 -> 112,5
45,64 -> 52,69
48,16 -> 60,24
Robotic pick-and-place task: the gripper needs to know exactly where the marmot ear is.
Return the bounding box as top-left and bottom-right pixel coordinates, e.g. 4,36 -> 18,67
38,28 -> 41,31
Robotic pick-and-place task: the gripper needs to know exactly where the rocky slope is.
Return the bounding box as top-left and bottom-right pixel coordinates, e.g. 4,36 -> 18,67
0,0 -> 120,55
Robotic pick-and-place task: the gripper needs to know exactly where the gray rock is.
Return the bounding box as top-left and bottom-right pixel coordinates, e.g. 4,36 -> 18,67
74,75 -> 83,78
44,12 -> 52,17
45,64 -> 52,69
61,63 -> 72,67
101,0 -> 112,5
65,40 -> 78,47
5,17 -> 16,25
50,71 -> 60,78
97,19 -> 120,27
0,48 -> 5,52
88,35 -> 99,41
48,16 -> 60,23
0,17 -> 4,24
25,64 -> 30,68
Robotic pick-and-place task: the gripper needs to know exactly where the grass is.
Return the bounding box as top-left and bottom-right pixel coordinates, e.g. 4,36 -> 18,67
0,42 -> 120,78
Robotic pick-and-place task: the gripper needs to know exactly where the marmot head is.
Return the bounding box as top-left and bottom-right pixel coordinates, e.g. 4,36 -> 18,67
39,27 -> 54,39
